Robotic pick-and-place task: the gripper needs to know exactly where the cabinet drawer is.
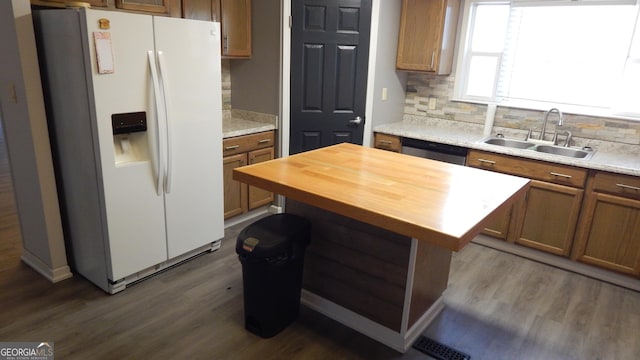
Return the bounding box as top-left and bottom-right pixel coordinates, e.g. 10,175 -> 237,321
592,172 -> 640,199
374,133 -> 402,152
467,150 -> 587,188
223,131 -> 274,156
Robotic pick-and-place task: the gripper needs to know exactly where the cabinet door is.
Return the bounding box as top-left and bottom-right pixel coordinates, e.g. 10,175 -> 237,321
223,153 -> 248,219
116,0 -> 180,17
481,204 -> 513,241
36,0 -> 109,7
573,192 -> 640,276
512,180 -> 583,257
220,0 -> 251,58
183,0 -> 215,21
247,147 -> 274,210
396,0 -> 458,73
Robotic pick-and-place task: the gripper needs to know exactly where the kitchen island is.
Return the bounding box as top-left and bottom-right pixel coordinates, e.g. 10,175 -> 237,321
233,143 -> 530,352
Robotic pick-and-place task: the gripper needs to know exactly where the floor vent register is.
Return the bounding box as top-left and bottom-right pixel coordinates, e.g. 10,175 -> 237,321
412,336 -> 471,360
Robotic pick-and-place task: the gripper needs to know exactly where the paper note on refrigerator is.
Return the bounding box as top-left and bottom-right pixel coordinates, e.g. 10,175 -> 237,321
93,32 -> 114,74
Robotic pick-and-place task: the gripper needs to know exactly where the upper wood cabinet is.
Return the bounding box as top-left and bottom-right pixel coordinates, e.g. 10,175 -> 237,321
116,0 -> 179,16
182,0 -> 220,21
396,0 -> 460,74
32,0 -> 180,17
183,0 -> 252,58
220,0 -> 251,58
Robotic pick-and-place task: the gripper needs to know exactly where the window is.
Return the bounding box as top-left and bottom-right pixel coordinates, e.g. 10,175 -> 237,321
454,0 -> 640,119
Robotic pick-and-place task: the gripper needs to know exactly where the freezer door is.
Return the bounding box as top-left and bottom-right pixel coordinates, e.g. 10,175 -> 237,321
85,10 -> 168,280
152,17 -> 225,258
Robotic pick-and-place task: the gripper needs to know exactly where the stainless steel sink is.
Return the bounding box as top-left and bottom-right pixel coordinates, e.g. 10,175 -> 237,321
480,136 -> 595,160
483,137 -> 534,149
534,145 -> 593,159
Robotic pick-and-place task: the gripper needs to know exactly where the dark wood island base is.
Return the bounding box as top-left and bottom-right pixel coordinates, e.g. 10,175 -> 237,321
288,199 -> 452,352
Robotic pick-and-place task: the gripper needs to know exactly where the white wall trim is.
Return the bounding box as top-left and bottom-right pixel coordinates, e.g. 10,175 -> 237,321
473,235 -> 640,292
21,250 -> 73,283
362,0 -> 380,147
301,289 -> 444,353
400,237 -> 418,334
280,0 -> 291,157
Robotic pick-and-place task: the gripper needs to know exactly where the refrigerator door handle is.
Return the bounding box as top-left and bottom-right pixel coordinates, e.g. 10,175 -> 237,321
157,51 -> 173,194
148,51 -> 166,196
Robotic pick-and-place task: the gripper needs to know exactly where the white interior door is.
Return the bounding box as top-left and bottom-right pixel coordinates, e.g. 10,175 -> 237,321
153,16 -> 224,258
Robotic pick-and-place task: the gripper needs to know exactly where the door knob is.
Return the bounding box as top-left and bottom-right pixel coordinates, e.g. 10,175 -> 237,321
348,116 -> 363,125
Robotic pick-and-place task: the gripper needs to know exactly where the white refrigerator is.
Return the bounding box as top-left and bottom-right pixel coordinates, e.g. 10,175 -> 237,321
34,8 -> 224,293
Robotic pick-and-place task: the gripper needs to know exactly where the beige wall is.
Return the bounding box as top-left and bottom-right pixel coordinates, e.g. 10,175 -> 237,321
229,0 -> 280,116
1,0 -> 71,282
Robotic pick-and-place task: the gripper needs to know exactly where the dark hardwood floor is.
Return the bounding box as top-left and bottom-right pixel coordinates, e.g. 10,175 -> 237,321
1,124 -> 639,359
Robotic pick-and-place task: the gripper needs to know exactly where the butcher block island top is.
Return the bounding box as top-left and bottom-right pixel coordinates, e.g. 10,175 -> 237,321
233,143 -> 529,251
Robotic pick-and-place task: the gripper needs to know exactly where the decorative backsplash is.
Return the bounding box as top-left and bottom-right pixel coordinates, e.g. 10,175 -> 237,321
222,60 -> 231,110
405,73 -> 640,146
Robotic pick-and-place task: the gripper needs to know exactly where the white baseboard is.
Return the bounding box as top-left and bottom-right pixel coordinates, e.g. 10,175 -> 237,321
472,235 -> 640,292
224,207 -> 270,229
21,249 -> 73,283
403,297 -> 445,351
301,289 -> 444,353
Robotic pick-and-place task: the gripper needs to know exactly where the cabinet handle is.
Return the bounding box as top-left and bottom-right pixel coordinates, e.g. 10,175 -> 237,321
224,145 -> 240,150
258,139 -> 272,144
616,183 -> 640,191
477,158 -> 496,165
378,140 -> 393,145
430,51 -> 435,69
550,172 -> 572,179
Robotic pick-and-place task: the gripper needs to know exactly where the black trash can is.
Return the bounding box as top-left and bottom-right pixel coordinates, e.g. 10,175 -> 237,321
236,213 -> 311,338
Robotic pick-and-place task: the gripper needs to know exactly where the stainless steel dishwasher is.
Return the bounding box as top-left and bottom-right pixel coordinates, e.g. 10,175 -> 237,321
401,138 -> 468,165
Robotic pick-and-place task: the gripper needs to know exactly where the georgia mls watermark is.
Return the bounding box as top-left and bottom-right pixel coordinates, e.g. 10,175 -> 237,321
0,342 -> 54,360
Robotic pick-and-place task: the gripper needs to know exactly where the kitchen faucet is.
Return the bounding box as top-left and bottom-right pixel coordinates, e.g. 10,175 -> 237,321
539,108 -> 563,141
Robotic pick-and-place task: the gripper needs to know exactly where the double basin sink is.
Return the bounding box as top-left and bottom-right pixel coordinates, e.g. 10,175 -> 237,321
481,137 -> 595,160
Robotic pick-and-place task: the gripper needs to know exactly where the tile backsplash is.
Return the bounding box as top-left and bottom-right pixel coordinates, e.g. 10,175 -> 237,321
222,60 -> 231,110
405,73 -> 640,146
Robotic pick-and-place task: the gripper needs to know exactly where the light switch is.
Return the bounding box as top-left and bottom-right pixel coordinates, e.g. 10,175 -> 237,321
381,87 -> 388,101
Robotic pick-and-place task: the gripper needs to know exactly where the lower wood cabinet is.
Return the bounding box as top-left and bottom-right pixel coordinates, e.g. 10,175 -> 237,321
467,150 -> 586,257
223,131 -> 274,219
572,171 -> 640,277
182,0 -> 252,58
513,180 -> 584,256
373,133 -> 402,152
480,205 -> 513,241
223,153 -> 247,218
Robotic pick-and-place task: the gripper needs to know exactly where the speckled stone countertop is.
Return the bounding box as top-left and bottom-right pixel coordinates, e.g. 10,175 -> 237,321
374,118 -> 640,177
223,118 -> 275,138
222,109 -> 277,138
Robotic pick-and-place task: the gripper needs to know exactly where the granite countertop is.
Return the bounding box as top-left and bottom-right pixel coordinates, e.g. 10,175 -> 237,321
374,120 -> 640,177
223,118 -> 276,139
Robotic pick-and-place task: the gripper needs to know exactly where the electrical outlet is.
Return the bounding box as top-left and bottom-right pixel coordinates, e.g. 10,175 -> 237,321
428,97 -> 437,110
